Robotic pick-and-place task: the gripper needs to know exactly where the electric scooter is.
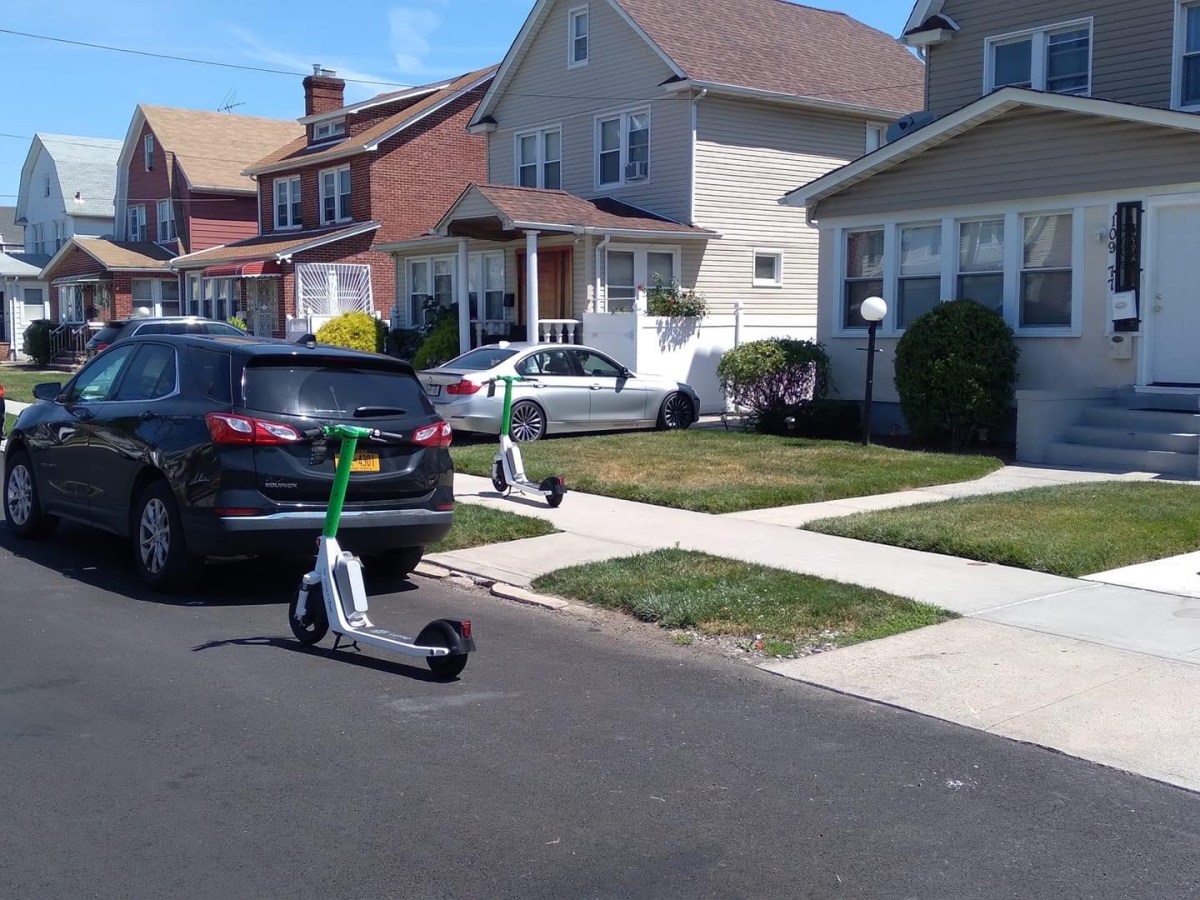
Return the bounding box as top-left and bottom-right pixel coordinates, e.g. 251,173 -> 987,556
288,423 -> 475,679
487,375 -> 566,508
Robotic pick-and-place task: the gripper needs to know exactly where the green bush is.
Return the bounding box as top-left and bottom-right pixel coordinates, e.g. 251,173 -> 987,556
227,315 -> 247,332
315,311 -> 386,354
25,321 -> 52,367
894,299 -> 1019,450
412,315 -> 460,370
389,328 -> 423,360
717,338 -> 831,419
645,274 -> 707,318
757,400 -> 861,440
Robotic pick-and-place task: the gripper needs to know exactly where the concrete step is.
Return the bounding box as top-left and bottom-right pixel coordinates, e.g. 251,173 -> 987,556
1046,441 -> 1198,477
1063,425 -> 1200,455
1116,387 -> 1200,412
1082,406 -> 1200,435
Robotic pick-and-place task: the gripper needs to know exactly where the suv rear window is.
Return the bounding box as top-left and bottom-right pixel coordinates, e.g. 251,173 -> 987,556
87,325 -> 124,347
242,361 -> 432,420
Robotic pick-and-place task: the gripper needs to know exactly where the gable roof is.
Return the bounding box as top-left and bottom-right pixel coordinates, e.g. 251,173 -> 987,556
0,207 -> 22,246
782,88 -> 1200,215
472,0 -> 923,126
40,235 -> 176,280
16,134 -> 123,222
246,66 -> 497,177
131,106 -> 303,193
0,252 -> 47,278
170,221 -> 381,268
904,0 -> 944,35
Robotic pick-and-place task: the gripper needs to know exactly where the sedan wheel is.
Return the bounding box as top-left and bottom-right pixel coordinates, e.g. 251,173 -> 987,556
510,400 -> 546,442
658,392 -> 696,431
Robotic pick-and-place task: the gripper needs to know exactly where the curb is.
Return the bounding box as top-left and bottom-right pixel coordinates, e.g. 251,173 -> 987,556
413,560 -> 570,611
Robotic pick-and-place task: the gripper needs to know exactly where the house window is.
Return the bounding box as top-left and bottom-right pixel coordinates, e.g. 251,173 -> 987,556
468,251 -> 507,321
752,250 -> 783,288
132,279 -> 154,315
202,277 -> 236,321
320,166 -> 351,224
274,176 -> 303,229
569,6 -> 589,67
44,174 -> 51,197
604,245 -> 678,312
1177,3 -> 1200,107
516,127 -> 562,189
843,229 -> 884,328
313,120 -> 347,142
957,219 -> 1005,314
596,108 -> 650,187
157,200 -> 177,242
53,221 -> 64,251
865,124 -> 887,153
160,280 -> 180,317
144,134 -> 154,171
23,287 -> 45,323
986,21 -> 1091,95
1021,213 -> 1073,327
185,273 -> 201,316
31,224 -> 44,254
128,205 -> 146,242
406,256 -> 458,326
897,224 -> 942,328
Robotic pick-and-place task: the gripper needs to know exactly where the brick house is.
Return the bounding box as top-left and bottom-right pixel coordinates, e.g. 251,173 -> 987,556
39,105 -> 302,344
171,65 -> 496,338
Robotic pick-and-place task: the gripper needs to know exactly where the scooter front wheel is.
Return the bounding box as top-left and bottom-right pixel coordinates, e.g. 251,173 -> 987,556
289,585 -> 329,646
491,459 -> 508,493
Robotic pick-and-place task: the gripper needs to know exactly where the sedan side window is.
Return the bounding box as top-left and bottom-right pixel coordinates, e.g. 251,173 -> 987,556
113,344 -> 178,401
65,345 -> 138,403
572,350 -> 623,378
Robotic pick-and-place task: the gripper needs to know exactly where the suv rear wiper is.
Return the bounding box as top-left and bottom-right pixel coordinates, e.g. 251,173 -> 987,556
352,405 -> 407,418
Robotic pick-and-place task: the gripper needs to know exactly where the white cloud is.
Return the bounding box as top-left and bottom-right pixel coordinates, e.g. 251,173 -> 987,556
388,0 -> 450,77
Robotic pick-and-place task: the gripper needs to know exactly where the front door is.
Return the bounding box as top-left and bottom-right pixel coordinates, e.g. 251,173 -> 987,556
517,248 -> 572,333
1151,204 -> 1200,385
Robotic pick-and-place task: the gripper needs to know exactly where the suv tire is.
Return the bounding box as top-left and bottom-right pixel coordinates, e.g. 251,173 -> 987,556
132,481 -> 200,592
4,450 -> 58,539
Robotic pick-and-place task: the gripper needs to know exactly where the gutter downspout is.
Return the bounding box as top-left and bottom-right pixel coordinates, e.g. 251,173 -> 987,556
594,233 -> 612,313
688,88 -> 707,226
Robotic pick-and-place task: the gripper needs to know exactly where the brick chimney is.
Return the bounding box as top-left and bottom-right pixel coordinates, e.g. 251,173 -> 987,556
303,64 -> 346,117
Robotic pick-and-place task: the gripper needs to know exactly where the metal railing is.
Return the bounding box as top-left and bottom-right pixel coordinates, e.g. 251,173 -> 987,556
50,323 -> 92,361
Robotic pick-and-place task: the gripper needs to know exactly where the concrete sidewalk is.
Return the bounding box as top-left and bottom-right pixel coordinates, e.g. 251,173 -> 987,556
435,470 -> 1200,791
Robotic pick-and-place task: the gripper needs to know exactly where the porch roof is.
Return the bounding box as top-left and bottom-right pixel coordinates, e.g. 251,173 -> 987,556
0,251 -> 48,278
39,237 -> 176,281
170,221 -> 381,270
416,184 -> 719,244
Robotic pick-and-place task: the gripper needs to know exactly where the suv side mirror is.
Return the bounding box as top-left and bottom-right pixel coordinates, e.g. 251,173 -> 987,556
33,382 -> 62,402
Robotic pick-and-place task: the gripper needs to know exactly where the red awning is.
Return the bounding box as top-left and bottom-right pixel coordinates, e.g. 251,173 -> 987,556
201,260 -> 282,278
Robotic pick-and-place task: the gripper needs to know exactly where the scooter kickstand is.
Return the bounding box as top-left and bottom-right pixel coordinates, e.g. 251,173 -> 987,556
328,634 -> 343,656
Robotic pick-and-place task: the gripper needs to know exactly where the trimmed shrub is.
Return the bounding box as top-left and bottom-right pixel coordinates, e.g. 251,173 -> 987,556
389,328 -> 424,360
645,274 -> 707,318
717,338 -> 831,419
894,299 -> 1019,450
412,315 -> 460,370
227,315 -> 247,332
758,400 -> 860,440
25,321 -> 52,367
315,311 -> 386,354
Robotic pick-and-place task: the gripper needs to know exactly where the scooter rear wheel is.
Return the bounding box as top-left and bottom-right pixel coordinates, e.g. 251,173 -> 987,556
491,459 -> 508,493
540,476 -> 566,508
418,620 -> 469,680
289,585 -> 329,646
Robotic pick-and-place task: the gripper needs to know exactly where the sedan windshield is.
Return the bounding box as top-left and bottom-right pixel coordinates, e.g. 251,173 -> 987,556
440,348 -> 519,371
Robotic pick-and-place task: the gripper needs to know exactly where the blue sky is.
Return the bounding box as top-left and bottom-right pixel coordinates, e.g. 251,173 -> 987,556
0,0 -> 910,204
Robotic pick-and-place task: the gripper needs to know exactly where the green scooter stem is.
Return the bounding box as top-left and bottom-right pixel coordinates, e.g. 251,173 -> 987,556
322,423 -> 374,538
496,375 -> 523,438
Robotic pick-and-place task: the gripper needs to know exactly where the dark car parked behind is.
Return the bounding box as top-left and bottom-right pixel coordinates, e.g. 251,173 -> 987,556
3,335 -> 454,591
86,316 -> 246,358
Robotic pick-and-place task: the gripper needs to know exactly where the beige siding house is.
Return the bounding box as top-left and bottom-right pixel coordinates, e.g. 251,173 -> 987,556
381,0 -> 922,413
786,0 -> 1200,475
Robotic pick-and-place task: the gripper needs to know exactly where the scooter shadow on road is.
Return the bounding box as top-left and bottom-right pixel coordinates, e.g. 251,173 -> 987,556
0,523 -> 420,609
189,634 -> 452,682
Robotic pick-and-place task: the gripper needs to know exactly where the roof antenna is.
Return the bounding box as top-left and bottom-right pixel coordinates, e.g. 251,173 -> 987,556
217,89 -> 246,114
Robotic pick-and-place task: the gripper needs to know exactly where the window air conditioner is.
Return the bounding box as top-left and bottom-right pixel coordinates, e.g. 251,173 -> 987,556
625,161 -> 648,181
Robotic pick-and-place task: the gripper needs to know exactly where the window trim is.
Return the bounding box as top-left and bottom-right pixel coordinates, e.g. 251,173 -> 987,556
1019,211 -> 1076,330
752,249 -> 785,288
403,250 -> 507,328
895,221 -> 944,329
514,126 -> 563,190
1173,1 -> 1200,110
865,123 -> 888,153
313,120 -> 347,142
144,133 -> 155,171
568,5 -> 590,69
603,243 -> 681,313
983,18 -> 1093,96
127,204 -> 146,242
832,206 -> 1084,339
594,107 -> 652,189
44,174 -> 51,197
273,175 -> 303,230
156,199 -> 177,243
319,165 -> 352,225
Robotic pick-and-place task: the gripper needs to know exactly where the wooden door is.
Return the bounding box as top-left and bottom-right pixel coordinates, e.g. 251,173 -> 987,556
517,248 -> 572,323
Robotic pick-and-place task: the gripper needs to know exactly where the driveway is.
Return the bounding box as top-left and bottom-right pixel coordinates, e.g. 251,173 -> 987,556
3,524 -> 1200,898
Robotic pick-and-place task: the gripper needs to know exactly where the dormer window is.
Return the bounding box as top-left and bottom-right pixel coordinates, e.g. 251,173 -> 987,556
569,6 -> 589,67
313,120 -> 347,142
985,21 -> 1092,96
144,134 -> 154,171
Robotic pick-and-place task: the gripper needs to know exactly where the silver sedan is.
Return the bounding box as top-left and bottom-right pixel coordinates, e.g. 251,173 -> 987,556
419,343 -> 700,441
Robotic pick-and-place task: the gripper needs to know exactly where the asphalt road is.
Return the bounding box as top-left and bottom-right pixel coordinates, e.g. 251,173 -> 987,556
3,523 -> 1200,899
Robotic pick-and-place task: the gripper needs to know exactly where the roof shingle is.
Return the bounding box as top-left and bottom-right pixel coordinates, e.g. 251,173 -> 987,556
73,237 -> 176,270
171,223 -> 379,268
33,134 -> 123,219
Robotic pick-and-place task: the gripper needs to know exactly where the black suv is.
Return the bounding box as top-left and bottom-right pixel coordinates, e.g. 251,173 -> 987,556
86,317 -> 246,357
3,335 -> 454,590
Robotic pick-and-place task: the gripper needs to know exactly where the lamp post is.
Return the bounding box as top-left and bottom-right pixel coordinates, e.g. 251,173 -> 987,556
860,296 -> 887,446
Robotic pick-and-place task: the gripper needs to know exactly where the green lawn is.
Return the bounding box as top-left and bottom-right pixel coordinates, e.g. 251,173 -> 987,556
0,368 -> 66,404
452,430 -> 1003,514
3,413 -> 15,435
806,482 -> 1200,578
432,502 -> 555,552
533,548 -> 953,655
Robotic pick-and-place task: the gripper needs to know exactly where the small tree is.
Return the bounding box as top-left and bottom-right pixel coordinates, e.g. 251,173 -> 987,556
315,310 -> 386,354
25,321 -> 53,367
717,338 -> 831,419
894,300 -> 1019,450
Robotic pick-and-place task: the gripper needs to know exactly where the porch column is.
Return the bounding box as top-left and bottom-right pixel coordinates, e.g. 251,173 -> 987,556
456,237 -> 470,355
525,230 -> 540,343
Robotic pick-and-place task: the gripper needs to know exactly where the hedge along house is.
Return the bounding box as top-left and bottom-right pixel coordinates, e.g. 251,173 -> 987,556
785,0 -> 1200,477
380,0 -> 923,411
171,66 -> 495,339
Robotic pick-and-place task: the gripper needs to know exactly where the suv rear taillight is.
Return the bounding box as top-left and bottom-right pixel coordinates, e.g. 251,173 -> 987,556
412,420 -> 453,449
93,343 -> 110,353
446,380 -> 482,395
206,412 -> 302,446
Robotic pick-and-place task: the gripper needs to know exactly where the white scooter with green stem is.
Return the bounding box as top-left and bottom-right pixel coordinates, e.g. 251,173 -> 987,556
488,375 -> 566,508
288,423 -> 475,679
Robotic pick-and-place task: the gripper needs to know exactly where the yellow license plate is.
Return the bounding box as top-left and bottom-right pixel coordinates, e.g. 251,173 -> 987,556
335,452 -> 380,473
